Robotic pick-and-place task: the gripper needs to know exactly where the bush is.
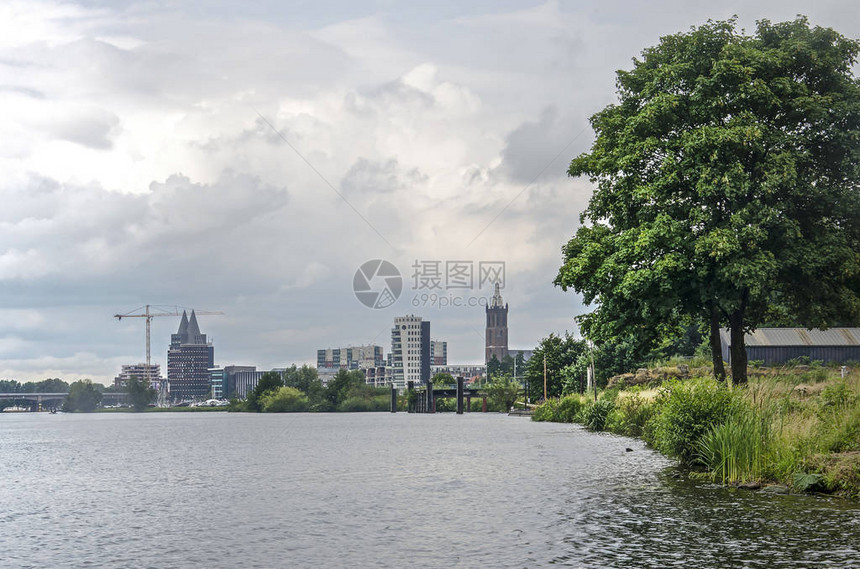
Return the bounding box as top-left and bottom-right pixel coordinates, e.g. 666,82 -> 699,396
606,393 -> 655,437
557,395 -> 586,422
260,387 -> 308,412
530,396 -> 585,422
821,380 -> 855,409
648,378 -> 739,465
581,399 -> 614,431
338,394 -> 389,412
531,399 -> 560,422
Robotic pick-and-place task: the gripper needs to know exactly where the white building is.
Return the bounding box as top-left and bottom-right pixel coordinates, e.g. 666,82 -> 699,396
390,315 -> 430,388
431,364 -> 487,382
114,363 -> 163,390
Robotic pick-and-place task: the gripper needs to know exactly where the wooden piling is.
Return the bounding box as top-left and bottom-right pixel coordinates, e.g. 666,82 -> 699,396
456,376 -> 464,414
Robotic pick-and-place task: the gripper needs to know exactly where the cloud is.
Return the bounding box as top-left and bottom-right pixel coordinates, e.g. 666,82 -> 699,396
46,105 -> 121,149
340,157 -> 427,196
2,0 -> 857,383
496,106 -> 588,184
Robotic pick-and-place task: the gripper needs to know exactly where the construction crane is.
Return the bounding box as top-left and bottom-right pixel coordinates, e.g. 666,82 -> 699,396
114,305 -> 224,406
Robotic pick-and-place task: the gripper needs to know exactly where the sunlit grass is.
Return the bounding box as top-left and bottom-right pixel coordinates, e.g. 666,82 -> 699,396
533,365 -> 860,496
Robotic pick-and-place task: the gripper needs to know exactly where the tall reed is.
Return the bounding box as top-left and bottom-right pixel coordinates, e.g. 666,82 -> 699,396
697,406 -> 770,484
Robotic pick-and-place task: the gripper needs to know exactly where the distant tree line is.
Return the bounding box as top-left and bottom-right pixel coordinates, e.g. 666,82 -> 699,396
0,376 -> 155,412
234,365 -> 392,413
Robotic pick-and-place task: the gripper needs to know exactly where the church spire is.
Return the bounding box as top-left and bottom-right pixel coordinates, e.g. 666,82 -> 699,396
490,281 -> 505,308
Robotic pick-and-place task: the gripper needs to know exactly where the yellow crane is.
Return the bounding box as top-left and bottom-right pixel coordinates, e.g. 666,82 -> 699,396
114,305 -> 223,406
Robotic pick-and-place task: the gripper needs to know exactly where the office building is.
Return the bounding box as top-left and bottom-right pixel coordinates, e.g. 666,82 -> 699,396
209,365 -> 257,399
167,310 -> 215,401
431,340 -> 448,365
316,345 -> 384,370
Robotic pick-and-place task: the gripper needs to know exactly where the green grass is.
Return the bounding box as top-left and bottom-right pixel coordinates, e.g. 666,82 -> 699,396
531,366 -> 860,498
697,405 -> 770,484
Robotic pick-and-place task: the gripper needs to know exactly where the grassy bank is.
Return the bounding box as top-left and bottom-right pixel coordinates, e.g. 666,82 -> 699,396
532,365 -> 860,499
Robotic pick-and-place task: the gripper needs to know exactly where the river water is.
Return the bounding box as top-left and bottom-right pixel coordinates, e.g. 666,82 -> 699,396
1,412 -> 858,568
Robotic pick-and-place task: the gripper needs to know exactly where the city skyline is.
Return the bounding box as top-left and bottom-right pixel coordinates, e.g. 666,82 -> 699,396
2,1 -> 858,384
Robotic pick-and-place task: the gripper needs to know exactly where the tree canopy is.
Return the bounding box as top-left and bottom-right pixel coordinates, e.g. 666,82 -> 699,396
126,376 -> 156,411
524,334 -> 588,399
556,17 -> 860,383
62,380 -> 102,412
486,374 -> 521,411
246,371 -> 285,411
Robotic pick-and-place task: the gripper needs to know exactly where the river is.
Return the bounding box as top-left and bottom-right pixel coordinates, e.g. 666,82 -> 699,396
1,412 -> 858,568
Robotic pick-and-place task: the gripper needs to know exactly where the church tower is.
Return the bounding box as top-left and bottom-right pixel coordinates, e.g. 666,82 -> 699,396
485,282 -> 509,363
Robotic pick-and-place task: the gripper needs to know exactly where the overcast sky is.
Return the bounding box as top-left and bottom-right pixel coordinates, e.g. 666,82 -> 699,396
1,0 -> 857,384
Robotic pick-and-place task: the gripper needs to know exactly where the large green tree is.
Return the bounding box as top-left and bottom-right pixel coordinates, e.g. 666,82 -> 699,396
525,334 -> 588,399
431,372 -> 456,387
486,373 -> 521,410
556,17 -> 860,384
324,369 -> 366,409
246,371 -> 285,412
126,376 -> 156,411
63,380 -> 102,412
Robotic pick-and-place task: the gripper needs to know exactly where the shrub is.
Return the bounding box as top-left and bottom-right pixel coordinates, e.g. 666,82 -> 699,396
821,380 -> 855,409
606,393 -> 655,437
260,386 -> 309,412
557,395 -> 586,423
801,367 -> 830,384
581,399 -> 614,431
531,399 -> 560,422
648,378 -> 739,465
338,395 -> 389,412
787,356 -> 812,367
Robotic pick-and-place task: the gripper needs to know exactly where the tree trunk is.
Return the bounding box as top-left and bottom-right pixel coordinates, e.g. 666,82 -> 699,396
709,304 -> 726,381
728,291 -> 748,385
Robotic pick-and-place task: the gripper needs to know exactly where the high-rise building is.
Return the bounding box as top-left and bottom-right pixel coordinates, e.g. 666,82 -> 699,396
167,310 -> 214,401
316,345 -> 386,387
430,340 -> 448,365
390,315 -> 430,388
316,345 -> 384,370
114,363 -> 163,390
485,282 -> 509,363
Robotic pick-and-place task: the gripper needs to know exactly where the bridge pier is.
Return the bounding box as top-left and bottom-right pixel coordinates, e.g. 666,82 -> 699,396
456,377 -> 464,414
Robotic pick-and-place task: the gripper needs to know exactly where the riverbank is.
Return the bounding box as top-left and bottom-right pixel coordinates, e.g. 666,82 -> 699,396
96,405 -> 228,412
532,364 -> 860,499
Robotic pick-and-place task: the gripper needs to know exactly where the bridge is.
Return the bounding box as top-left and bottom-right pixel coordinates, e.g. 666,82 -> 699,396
394,378 -> 488,414
0,392 -> 129,410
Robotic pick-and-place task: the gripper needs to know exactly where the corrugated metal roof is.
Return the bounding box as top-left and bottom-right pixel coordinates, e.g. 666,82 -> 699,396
720,328 -> 860,347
